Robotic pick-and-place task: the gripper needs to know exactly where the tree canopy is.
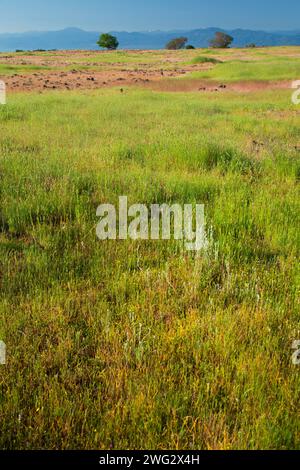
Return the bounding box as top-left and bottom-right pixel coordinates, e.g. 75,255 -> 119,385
97,33 -> 119,50
165,37 -> 188,50
209,32 -> 233,49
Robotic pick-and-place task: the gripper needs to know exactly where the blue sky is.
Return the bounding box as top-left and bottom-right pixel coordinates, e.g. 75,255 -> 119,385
0,0 -> 299,33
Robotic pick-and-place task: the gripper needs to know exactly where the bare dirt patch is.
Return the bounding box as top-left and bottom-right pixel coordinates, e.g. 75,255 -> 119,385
1,66 -> 211,94
0,49 -> 293,95
1,68 -> 192,93
2,70 -> 291,96
0,49 -> 209,93
140,78 -> 291,94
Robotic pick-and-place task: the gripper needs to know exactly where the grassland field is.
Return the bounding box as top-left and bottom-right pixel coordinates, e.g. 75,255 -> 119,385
0,46 -> 299,450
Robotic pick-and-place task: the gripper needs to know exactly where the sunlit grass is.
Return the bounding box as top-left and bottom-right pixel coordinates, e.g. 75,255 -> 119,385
0,64 -> 50,75
189,57 -> 300,81
0,65 -> 299,450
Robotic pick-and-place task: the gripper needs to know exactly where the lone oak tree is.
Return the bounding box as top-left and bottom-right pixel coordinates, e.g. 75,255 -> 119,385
209,32 -> 233,48
166,37 -> 188,50
97,33 -> 119,50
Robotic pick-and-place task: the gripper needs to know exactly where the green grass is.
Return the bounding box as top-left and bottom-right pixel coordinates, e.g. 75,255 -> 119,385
75,50 -> 169,64
0,80 -> 299,449
190,56 -> 222,65
0,64 -> 50,75
189,57 -> 300,81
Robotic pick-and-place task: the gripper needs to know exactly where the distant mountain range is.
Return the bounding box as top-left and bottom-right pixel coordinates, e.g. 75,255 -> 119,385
0,27 -> 300,51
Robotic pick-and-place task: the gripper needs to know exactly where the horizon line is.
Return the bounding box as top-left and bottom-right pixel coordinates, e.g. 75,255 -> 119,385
1,26 -> 300,35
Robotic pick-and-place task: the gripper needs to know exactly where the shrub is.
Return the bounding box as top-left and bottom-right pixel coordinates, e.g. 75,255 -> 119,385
192,56 -> 222,64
